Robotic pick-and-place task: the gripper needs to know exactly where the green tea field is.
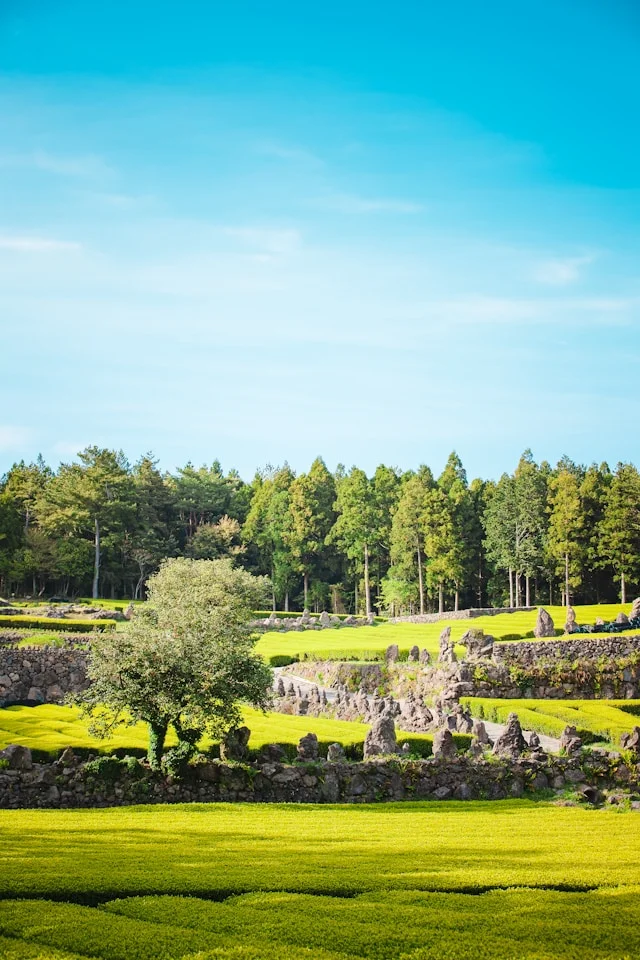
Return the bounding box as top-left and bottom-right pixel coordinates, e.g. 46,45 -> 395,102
254,602 -> 639,662
0,705 -> 454,759
0,802 -> 639,959
464,697 -> 640,746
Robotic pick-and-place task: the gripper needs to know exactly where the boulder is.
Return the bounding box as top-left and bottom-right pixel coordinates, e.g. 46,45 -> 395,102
220,726 -> 251,762
327,743 -> 346,763
615,611 -> 629,625
419,649 -> 431,664
468,738 -> 484,759
319,611 -> 332,628
258,743 -> 287,763
459,628 -> 494,659
432,728 -> 457,760
275,677 -> 286,697
0,744 -> 33,771
630,598 -> 640,620
385,644 -> 400,663
620,726 -> 640,756
407,645 -> 420,662
124,603 -> 135,620
564,606 -> 577,634
492,713 -> 527,758
534,608 -> 555,638
364,716 -> 398,758
297,733 -> 319,761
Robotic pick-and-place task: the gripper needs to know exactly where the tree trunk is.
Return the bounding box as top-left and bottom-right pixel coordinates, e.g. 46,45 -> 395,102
454,587 -> 459,612
549,579 -> 553,605
438,582 -> 444,614
565,552 -> 570,607
284,592 -> 289,612
525,574 -> 530,607
508,567 -> 514,608
363,543 -> 371,616
416,544 -> 425,615
271,566 -> 276,611
515,572 -> 522,608
303,571 -> 309,608
621,571 -> 626,604
354,579 -> 358,615
92,517 -> 100,599
147,720 -> 168,770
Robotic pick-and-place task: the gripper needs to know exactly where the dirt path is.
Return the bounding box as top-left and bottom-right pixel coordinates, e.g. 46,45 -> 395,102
274,668 -> 561,753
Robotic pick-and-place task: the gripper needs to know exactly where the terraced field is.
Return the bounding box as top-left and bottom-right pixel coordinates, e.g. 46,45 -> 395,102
464,697 -> 640,746
0,704 -> 456,759
255,603 -> 639,663
0,801 -> 639,959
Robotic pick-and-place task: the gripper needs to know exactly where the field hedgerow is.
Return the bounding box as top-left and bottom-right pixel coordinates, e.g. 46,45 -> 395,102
0,803 -> 640,959
464,697 -> 640,745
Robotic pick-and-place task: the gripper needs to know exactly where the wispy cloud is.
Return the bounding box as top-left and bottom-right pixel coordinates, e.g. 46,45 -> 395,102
223,226 -> 302,255
311,192 -> 424,214
0,235 -> 81,253
254,140 -> 324,166
533,255 -> 595,286
0,426 -> 32,451
0,150 -> 112,179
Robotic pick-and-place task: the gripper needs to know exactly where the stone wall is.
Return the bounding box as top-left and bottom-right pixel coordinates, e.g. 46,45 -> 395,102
390,607 -> 536,624
493,635 -> 640,664
1,749 -> 636,808
0,647 -> 88,705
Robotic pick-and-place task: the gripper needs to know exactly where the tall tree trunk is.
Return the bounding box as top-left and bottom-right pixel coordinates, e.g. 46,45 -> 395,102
565,552 -> 570,607
477,555 -> 483,608
92,517 -> 100,599
147,719 -> 168,770
508,567 -> 514,608
271,566 -> 276,611
549,579 -> 553,605
525,574 -> 530,607
515,572 -> 522,608
416,543 -> 425,615
454,587 -> 459,612
354,579 -> 358,615
303,571 -> 309,609
621,571 -> 626,604
438,582 -> 444,614
363,543 -> 371,616
284,592 -> 289,612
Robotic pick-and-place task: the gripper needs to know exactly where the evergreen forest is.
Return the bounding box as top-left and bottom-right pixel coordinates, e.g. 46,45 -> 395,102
1,447 -> 639,613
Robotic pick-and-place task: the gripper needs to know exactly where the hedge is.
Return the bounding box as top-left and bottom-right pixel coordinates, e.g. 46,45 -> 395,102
0,616 -> 116,633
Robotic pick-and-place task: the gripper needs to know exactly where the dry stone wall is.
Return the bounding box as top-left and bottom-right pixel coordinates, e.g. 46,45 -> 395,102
0,647 -> 88,705
493,635 -> 640,664
390,607 -> 536,624
1,748 -> 636,808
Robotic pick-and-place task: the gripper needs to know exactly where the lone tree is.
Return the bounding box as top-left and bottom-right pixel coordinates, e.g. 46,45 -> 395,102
78,557 -> 273,768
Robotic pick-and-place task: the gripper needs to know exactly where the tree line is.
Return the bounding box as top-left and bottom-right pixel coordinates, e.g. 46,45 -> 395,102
1,447 -> 639,612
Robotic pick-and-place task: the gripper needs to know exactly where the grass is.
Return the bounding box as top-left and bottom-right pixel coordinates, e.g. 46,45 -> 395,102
0,704 -> 455,760
0,802 -> 640,958
254,602 -> 640,663
465,696 -> 640,745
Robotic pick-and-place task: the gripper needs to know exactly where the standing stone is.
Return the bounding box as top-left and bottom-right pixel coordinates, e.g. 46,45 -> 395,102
468,738 -> 484,759
124,603 -> 135,620
492,713 -> 527,758
534,608 -> 555,639
560,725 -> 583,755
472,720 -> 490,745
364,716 -> 398,757
327,742 -> 346,763
220,726 -> 251,762
564,606 -> 577,634
419,649 -> 431,664
438,626 -> 457,664
630,598 -> 640,620
527,731 -> 542,752
432,728 -> 458,760
407,645 -> 420,662
385,644 -> 400,663
319,610 -> 332,628
297,732 -> 319,761
275,677 -> 286,697
615,611 -> 629,625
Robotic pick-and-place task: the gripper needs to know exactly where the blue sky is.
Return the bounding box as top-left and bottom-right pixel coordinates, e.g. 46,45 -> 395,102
1,0 -> 639,481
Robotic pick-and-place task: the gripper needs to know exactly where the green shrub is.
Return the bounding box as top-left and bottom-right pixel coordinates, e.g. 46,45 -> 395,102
83,756 -> 124,781
268,654 -> 299,667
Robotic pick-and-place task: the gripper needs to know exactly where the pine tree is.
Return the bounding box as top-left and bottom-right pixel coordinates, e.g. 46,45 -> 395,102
598,462 -> 640,602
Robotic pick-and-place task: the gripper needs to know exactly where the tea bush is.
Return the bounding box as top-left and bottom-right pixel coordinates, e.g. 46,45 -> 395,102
465,696 -> 640,744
